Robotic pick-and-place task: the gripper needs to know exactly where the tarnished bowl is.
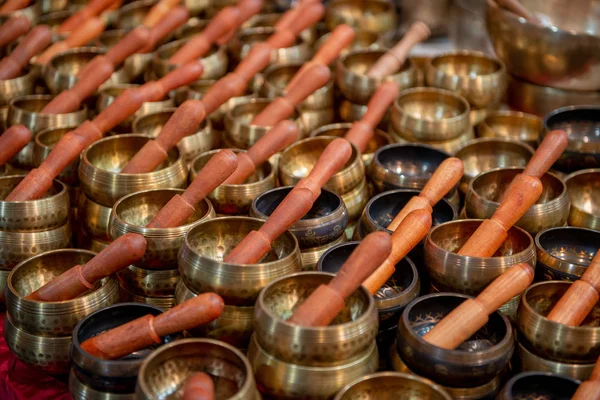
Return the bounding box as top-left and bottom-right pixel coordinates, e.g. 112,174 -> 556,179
424,219 -> 535,294
6,249 -> 119,336
250,187 -> 348,248
336,49 -> 417,104
190,149 -> 276,215
71,303 -> 176,395
455,138 -> 534,193
279,136 -> 365,195
496,371 -> 580,400
153,39 -> 228,80
325,0 -> 397,34
78,194 -> 112,241
0,68 -> 35,106
115,0 -> 156,29
466,167 -> 569,235
426,51 -> 506,109
133,108 -> 219,165
136,338 -> 259,400
565,169 -> 600,230
178,217 -> 302,306
334,372 -> 452,400
110,188 -> 214,269
229,26 -> 312,65
79,134 -> 188,207
33,125 -> 79,186
535,227 -> 600,281
397,292 -> 514,387
477,110 -> 543,148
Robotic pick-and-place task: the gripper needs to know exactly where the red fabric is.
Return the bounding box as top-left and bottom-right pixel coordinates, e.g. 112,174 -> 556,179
0,312 -> 72,400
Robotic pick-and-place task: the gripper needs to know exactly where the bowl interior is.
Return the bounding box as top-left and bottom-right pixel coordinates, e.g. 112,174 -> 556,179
567,171 -> 600,214
338,374 -> 449,400
37,127 -> 72,149
255,187 -> 341,220
367,191 -> 455,227
193,149 -> 270,184
265,64 -> 300,89
12,96 -> 85,114
231,100 -> 300,126
431,53 -> 501,76
545,108 -> 600,148
397,91 -> 467,121
344,50 -> 411,75
279,138 -> 356,180
51,50 -> 101,75
0,176 -> 61,200
508,373 -> 579,399
457,141 -> 531,178
135,110 -> 208,137
375,145 -> 448,180
472,169 -> 563,204
483,113 -> 541,142
537,228 -> 598,268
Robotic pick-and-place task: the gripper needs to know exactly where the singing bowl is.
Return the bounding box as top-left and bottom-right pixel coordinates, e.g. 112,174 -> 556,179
132,108 -> 219,165
242,13 -> 317,44
115,0 -> 156,29
178,217 -> 301,306
397,292 -> 514,387
565,169 -> 600,230
338,98 -> 391,127
318,242 -> 420,331
118,261 -> 180,298
477,110 -> 542,148
310,123 -> 392,166
455,138 -> 534,193
334,372 -> 452,400
33,125 -> 79,186
96,29 -> 127,49
0,68 -> 35,106
118,287 -> 175,310
279,136 -> 365,195
300,234 -> 346,271
136,338 -> 259,400
69,369 -> 134,400
153,39 -> 228,80
314,30 -> 390,56
78,194 -> 111,241
174,280 -> 254,349
543,106 -> 600,172
424,219 -> 535,294
250,187 -> 349,248
228,26 -> 312,65
71,303 -> 176,394
496,372 -> 580,400
0,175 -> 69,232
466,167 -> 569,235
336,49 -> 417,105
225,98 -> 305,149
535,227 -> 600,280
6,249 -> 119,336
299,108 -> 336,135
190,149 -> 276,215
325,0 -> 396,34
43,47 -> 129,94
173,17 -> 208,40
79,134 -> 188,208
425,51 -> 506,110
389,124 -> 476,156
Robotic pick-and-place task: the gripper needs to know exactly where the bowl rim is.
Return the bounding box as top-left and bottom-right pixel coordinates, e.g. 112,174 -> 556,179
534,226 -> 600,270
34,124 -> 80,151
372,142 -> 451,179
132,107 -> 211,135
543,105 -> 600,154
393,87 -> 471,125
9,93 -> 88,117
564,168 -> 600,213
0,174 -> 68,206
337,48 -> 416,83
501,371 -> 581,397
427,50 -> 507,80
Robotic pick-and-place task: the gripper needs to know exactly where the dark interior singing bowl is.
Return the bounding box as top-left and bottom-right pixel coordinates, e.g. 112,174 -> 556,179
496,372 -> 580,400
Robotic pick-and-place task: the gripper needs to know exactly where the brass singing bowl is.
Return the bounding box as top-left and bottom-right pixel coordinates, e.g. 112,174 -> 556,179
115,0 -> 155,29
96,29 -> 127,49
71,302 -> 176,394
0,68 -> 35,106
69,369 -> 133,400
118,262 -> 180,298
153,39 -> 228,80
109,188 -> 215,269
6,249 -> 119,336
334,372 -> 452,400
314,30 -> 391,56
178,217 -> 302,306
336,49 -> 417,105
133,108 -> 219,165
389,124 -> 475,156
242,13 -> 317,44
424,219 -> 535,294
497,371 -> 580,400
300,108 -> 336,135
300,234 -> 347,271
326,0 -> 397,34
338,98 -> 391,128
535,227 -> 600,281
79,134 -> 188,207
119,286 -> 175,310
565,169 -> 600,230
78,194 -> 112,241
190,149 -> 276,214
173,17 -> 208,40
136,338 -> 259,400
225,98 -> 305,149
43,47 -> 129,94
228,26 -> 313,65
477,110 -> 542,148
33,125 -> 79,186
426,51 -> 506,110
390,88 -> 471,142
279,136 -> 365,195
174,280 -> 254,349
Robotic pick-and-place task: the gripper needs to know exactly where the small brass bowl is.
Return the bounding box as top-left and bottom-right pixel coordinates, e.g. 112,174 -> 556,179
389,124 -> 475,156
69,369 -> 133,400
334,372 -> 452,400
119,265 -> 180,298
109,188 -> 215,269
325,0 -> 397,34
336,49 -> 417,105
174,280 -> 254,349
119,286 -> 175,310
314,30 -> 391,56
190,149 -> 276,214
466,167 -> 569,235
477,110 -> 542,148
565,169 -> 600,230
4,313 -> 71,374
390,88 -> 471,142
535,227 -> 600,281
228,26 -> 312,65
250,186 -> 349,248
496,372 -> 579,400
426,51 -> 506,110
178,217 -> 302,306
455,139 -> 534,193
424,219 -> 535,294
300,234 -> 346,271
133,108 -> 219,165
115,0 -> 155,30
300,108 -> 336,134
173,17 -> 208,40
225,98 -> 305,149
279,136 -> 365,195
310,122 -> 392,166
43,47 -> 129,94
341,176 -> 370,221
339,98 -> 391,127
136,338 -> 259,400
78,194 -> 111,241
96,29 -> 127,49
33,125 -> 79,186
153,39 -> 228,80
71,302 -> 176,394
397,292 -> 514,387
79,134 -> 188,207
0,68 -> 35,106
6,249 -> 119,336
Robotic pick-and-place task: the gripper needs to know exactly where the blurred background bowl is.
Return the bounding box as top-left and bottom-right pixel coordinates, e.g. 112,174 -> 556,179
565,169 -> 600,230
